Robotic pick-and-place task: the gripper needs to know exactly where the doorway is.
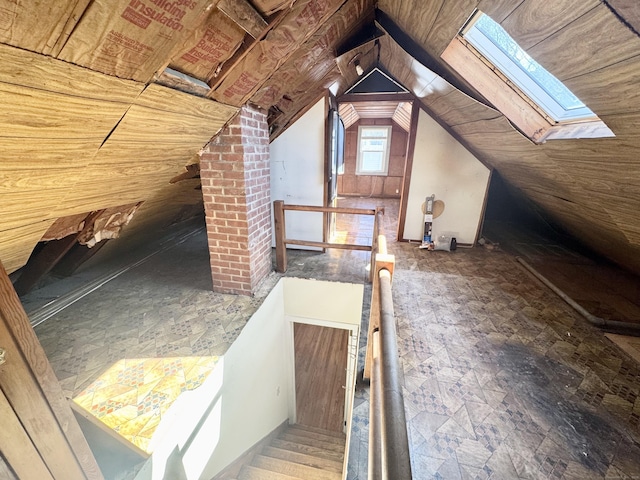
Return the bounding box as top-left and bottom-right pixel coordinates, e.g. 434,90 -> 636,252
293,323 -> 349,433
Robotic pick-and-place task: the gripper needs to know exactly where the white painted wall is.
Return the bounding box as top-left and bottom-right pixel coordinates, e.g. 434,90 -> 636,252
283,277 -> 363,327
270,98 -> 326,248
135,281 -> 290,480
403,108 -> 490,244
134,277 -> 364,480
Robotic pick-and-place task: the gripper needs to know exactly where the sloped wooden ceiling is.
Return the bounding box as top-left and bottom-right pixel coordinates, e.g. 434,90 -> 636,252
374,0 -> 640,275
1,0 -> 640,278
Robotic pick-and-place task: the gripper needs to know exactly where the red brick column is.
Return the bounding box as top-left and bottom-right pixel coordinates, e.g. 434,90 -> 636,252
199,105 -> 272,295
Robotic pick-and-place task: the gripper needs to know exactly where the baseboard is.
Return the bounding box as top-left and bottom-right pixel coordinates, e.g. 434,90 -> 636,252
212,420 -> 289,480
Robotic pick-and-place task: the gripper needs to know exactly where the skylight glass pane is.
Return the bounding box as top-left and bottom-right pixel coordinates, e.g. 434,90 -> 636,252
473,15 -> 585,111
463,13 -> 600,123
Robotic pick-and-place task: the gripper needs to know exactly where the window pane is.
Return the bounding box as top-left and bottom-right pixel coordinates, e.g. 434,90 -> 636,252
361,128 -> 388,138
473,14 -> 585,111
361,151 -> 384,171
361,139 -> 385,151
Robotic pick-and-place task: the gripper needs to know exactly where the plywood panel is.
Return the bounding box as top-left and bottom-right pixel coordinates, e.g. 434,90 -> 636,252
477,0 -> 523,23
133,84 -> 236,118
0,221 -> 55,274
0,83 -> 132,140
423,0 -> 476,56
528,4 -> 640,80
564,55 -> 640,116
378,35 -> 453,101
500,0 -> 599,49
0,139 -> 99,170
1,191 -> 77,232
106,84 -> 237,145
425,89 -> 500,127
0,42 -> 143,101
607,0 -> 640,34
88,144 -> 201,170
377,0 -> 443,45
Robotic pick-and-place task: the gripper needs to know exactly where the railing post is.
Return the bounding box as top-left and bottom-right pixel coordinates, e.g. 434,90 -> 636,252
273,200 -> 287,273
369,207 -> 385,283
364,242 -> 394,380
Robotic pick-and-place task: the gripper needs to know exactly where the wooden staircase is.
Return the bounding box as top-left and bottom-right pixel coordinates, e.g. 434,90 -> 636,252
235,424 -> 346,480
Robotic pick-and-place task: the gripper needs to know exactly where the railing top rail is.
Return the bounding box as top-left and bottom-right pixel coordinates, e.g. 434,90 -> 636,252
282,203 -> 377,215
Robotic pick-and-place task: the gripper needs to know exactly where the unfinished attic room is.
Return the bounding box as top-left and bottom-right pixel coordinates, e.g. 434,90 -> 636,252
4,0 -> 640,479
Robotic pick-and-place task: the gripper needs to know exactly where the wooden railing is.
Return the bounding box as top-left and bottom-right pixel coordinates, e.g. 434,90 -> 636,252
365,213 -> 412,480
273,200 -> 411,478
272,200 -> 383,282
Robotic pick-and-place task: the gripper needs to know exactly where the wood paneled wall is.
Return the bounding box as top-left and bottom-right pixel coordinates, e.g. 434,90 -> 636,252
338,119 -> 407,198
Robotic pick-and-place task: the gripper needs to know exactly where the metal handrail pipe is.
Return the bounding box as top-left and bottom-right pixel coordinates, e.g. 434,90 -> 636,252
378,268 -> 412,479
368,329 -> 383,480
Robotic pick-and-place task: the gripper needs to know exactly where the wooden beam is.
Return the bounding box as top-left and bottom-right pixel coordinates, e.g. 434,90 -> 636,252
0,261 -> 103,479
284,204 -> 376,215
217,0 -> 267,39
338,93 -> 415,103
284,239 -> 372,251
274,200 -> 287,273
397,100 -> 419,241
209,8 -> 289,91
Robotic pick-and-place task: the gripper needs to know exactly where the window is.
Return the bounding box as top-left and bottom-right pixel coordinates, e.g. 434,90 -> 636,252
442,11 -> 613,143
356,126 -> 392,175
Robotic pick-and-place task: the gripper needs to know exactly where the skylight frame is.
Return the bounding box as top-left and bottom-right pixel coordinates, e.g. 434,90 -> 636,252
462,13 -> 596,123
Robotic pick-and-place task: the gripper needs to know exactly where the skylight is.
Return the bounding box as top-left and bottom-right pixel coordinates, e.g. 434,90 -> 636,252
463,13 -> 594,122
441,10 -> 614,142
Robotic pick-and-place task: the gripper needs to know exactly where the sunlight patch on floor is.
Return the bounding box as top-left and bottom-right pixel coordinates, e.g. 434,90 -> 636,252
73,356 -> 219,453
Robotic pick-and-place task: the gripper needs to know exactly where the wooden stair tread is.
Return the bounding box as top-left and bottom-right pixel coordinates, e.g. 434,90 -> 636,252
252,455 -> 341,480
270,439 -> 344,463
278,433 -> 345,453
261,446 -> 343,474
292,424 -> 346,439
286,426 -> 346,445
238,465 -> 302,480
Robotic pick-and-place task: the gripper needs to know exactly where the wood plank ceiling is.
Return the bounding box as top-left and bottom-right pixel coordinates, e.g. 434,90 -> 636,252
1,0 -> 640,278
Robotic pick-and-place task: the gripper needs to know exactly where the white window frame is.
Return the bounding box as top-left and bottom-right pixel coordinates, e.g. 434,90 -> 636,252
442,10 -> 614,143
356,126 -> 392,176
462,14 -> 594,123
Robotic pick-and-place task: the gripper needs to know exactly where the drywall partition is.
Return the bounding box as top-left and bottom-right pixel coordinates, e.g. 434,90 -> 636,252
135,280 -> 291,480
133,277 -> 364,480
403,108 -> 490,244
270,98 -> 326,249
283,277 -> 363,477
283,277 -> 363,327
